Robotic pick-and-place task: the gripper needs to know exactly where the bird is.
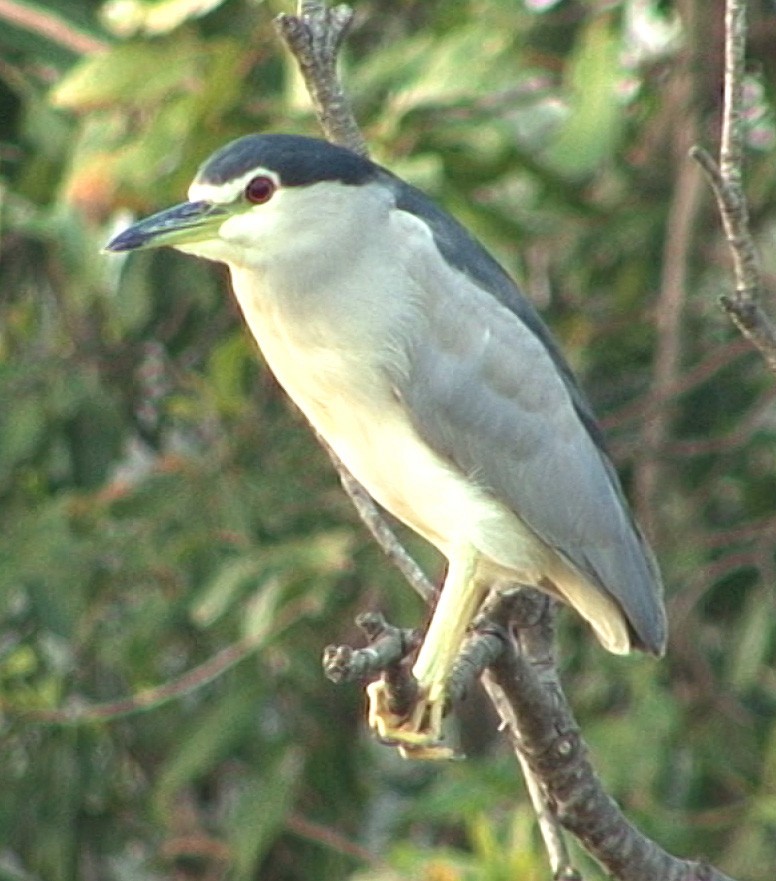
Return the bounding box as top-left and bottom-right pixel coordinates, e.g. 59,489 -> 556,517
106,133 -> 667,759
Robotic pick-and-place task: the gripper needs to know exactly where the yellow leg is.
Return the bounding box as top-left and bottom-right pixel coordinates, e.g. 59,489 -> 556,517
367,546 -> 488,759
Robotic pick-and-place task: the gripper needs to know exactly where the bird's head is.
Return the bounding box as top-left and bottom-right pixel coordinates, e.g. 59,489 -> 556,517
105,134 -> 385,270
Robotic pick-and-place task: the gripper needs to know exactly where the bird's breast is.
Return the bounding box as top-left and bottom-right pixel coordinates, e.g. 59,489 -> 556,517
226,263 -> 537,566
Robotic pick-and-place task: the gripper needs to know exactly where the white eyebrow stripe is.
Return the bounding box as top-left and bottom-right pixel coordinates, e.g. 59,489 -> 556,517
188,168 -> 281,204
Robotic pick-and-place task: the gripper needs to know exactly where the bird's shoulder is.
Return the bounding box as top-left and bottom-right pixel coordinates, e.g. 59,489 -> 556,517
382,173 -> 609,450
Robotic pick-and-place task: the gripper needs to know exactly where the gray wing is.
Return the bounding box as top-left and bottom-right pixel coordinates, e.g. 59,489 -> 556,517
388,179 -> 666,655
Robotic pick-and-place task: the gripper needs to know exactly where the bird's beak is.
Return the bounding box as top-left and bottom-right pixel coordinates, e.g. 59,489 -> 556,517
104,200 -> 232,253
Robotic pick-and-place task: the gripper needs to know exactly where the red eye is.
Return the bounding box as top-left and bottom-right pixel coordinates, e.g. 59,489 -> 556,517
244,176 -> 276,205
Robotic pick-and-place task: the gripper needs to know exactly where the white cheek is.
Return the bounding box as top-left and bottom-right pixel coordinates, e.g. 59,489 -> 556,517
171,206 -> 280,268
174,240 -> 233,263
218,208 -> 276,246
205,209 -> 278,270
170,213 -> 267,266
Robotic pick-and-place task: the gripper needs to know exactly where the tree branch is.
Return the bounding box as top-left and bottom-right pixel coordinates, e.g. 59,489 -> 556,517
0,0 -> 108,54
274,2 -> 367,157
485,630 -> 736,881
691,0 -> 776,375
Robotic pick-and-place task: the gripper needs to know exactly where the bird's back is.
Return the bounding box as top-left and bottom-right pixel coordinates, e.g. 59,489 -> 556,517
383,174 -> 666,656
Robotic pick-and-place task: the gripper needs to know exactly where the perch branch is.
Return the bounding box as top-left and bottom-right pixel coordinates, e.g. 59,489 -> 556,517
274,1 -> 367,156
323,613 -> 420,687
486,632 -> 736,881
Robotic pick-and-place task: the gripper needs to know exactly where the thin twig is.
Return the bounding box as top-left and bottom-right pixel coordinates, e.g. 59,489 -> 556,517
5,594 -> 317,725
10,634 -> 264,724
690,0 -> 776,375
0,0 -> 108,54
600,338 -> 750,434
286,812 -> 387,868
633,0 -> 712,539
636,151 -> 704,537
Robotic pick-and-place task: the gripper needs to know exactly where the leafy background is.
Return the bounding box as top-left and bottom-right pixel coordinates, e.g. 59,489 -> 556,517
1,0 -> 776,879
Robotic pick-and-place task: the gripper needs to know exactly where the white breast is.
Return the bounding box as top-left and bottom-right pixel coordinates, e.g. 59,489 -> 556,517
227,259 -> 551,583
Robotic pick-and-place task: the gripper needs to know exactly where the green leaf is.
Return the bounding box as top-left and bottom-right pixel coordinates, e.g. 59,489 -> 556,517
229,747 -> 304,881
155,685 -> 261,810
191,555 -> 267,626
206,332 -> 254,415
729,584 -> 773,690
542,15 -> 625,178
0,395 -> 45,478
190,531 -> 352,629
50,39 -> 198,110
100,0 -> 231,38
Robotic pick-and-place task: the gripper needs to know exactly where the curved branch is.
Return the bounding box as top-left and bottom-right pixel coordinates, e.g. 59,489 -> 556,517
0,0 -> 108,54
485,618 -> 735,881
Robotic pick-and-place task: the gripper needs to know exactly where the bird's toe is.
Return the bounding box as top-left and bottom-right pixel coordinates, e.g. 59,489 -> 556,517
366,680 -> 459,760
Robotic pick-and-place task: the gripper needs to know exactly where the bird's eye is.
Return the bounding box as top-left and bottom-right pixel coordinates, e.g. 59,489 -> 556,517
244,176 -> 276,205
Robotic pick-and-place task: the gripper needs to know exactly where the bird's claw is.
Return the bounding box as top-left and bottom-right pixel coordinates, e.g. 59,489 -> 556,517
366,679 -> 461,760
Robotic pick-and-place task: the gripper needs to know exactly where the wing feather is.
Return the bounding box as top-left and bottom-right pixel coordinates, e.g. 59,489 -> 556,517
387,190 -> 666,654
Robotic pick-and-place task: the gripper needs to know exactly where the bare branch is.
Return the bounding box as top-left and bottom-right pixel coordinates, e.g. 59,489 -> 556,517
486,638 -> 737,881
0,0 -> 108,54
286,812 -> 387,868
635,117 -> 705,538
323,613 -> 420,684
274,2 -> 367,155
10,630 -> 267,724
690,0 -> 776,375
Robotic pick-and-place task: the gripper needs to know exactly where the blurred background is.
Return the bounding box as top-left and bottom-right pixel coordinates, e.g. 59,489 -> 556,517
1,0 -> 775,879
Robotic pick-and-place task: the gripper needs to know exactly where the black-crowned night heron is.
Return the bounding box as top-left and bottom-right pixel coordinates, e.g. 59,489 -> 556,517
106,133 -> 666,758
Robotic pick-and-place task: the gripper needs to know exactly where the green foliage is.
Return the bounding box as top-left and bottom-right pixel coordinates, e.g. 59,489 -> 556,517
1,1 -> 776,880
542,14 -> 625,177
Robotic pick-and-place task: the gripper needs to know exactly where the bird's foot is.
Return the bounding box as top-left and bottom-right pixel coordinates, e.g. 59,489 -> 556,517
366,679 -> 460,760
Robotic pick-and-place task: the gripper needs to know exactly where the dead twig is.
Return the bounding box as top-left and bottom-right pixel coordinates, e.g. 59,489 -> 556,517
690,0 -> 776,375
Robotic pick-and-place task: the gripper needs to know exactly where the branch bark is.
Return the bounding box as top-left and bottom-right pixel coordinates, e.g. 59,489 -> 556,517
274,2 -> 367,157
276,3 -> 741,880
691,0 -> 776,375
485,633 -> 735,881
